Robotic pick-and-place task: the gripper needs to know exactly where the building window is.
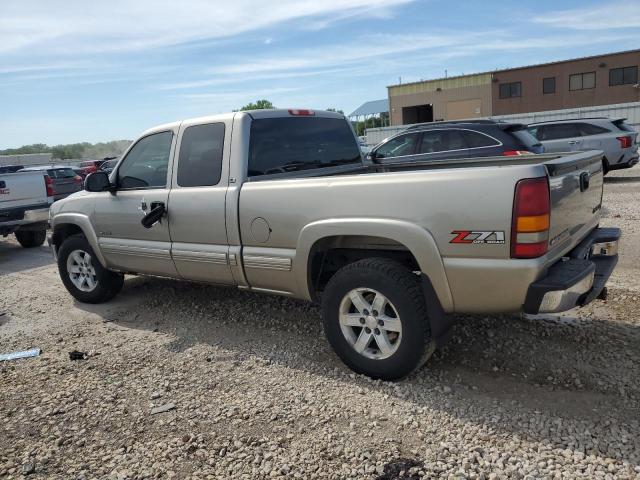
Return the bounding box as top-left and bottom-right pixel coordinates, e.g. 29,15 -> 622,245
569,72 -> 596,91
499,81 -> 522,99
543,77 -> 556,94
609,66 -> 638,86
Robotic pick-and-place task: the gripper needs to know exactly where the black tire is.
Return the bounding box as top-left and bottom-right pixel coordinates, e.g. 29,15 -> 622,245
15,228 -> 46,248
58,234 -> 124,303
602,158 -> 610,176
322,258 -> 434,381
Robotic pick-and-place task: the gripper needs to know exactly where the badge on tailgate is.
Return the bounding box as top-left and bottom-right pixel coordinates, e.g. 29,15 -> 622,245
450,230 -> 505,245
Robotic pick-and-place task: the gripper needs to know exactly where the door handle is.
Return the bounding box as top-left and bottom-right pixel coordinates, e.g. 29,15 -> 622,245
568,140 -> 580,145
141,202 -> 166,229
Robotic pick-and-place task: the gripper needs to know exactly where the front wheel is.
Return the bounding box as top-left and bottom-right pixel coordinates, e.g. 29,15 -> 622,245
15,228 -> 46,248
58,234 -> 124,303
322,258 -> 434,381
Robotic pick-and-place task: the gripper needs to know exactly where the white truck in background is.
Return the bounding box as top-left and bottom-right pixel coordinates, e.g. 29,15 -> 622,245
0,171 -> 51,247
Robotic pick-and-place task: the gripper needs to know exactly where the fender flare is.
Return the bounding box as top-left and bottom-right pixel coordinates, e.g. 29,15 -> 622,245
51,213 -> 107,267
295,218 -> 454,312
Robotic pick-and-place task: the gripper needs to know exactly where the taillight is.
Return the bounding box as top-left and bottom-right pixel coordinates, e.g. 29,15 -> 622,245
511,177 -> 550,259
503,150 -> 531,156
616,136 -> 632,148
288,109 -> 315,116
44,175 -> 54,197
73,175 -> 83,184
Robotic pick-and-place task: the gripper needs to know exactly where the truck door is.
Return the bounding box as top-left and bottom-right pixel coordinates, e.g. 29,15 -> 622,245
93,130 -> 178,277
167,120 -> 235,285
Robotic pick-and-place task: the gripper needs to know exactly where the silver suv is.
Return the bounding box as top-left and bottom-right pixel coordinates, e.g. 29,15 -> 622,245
527,118 -> 638,174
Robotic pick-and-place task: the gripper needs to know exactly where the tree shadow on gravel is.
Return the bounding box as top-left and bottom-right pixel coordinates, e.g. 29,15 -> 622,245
76,276 -> 640,462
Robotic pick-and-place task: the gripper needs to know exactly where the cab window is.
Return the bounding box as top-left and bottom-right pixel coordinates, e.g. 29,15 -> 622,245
117,131 -> 173,189
177,123 -> 225,187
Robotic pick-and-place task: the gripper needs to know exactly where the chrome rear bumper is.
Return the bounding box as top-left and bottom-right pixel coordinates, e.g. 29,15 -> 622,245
524,227 -> 620,314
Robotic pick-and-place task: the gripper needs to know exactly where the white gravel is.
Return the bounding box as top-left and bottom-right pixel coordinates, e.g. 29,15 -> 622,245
1,168 -> 639,479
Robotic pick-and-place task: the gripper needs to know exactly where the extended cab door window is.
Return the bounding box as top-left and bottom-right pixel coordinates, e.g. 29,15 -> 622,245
375,133 -> 419,159
117,131 -> 173,189
177,123 -> 225,187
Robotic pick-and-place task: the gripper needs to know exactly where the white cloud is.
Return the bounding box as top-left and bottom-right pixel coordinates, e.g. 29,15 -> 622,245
532,1 -> 640,30
0,0 -> 413,55
186,30 -> 635,82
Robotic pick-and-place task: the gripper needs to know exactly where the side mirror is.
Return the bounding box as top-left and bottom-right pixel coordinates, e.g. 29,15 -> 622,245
85,172 -> 111,192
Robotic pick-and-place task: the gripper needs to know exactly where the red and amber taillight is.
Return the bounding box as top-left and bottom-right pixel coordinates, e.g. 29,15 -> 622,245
511,177 -> 550,258
617,136 -> 632,149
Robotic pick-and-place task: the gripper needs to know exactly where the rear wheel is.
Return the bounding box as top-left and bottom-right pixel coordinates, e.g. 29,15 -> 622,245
15,228 -> 46,248
58,234 -> 123,303
602,158 -> 610,175
322,258 -> 434,380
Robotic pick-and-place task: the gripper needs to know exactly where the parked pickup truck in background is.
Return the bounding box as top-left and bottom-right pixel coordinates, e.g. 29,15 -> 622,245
1,170 -> 51,247
49,109 -> 620,380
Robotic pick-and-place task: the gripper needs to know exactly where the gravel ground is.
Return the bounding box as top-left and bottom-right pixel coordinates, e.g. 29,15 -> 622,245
1,168 -> 639,480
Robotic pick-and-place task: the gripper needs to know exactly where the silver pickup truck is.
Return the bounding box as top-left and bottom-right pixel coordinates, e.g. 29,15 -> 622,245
1,170 -> 51,247
49,109 -> 620,380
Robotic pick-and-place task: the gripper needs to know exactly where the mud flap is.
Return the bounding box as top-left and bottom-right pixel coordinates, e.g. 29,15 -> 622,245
420,275 -> 454,347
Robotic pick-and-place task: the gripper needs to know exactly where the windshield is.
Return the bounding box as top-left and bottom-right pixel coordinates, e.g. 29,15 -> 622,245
248,117 -> 361,177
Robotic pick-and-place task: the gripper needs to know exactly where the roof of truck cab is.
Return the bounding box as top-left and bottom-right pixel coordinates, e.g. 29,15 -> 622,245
139,109 -> 346,138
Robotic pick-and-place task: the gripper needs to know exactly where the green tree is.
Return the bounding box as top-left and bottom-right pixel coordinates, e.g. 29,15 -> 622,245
238,99 -> 275,111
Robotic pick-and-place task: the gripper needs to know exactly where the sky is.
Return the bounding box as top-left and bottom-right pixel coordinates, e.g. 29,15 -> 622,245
0,0 -> 638,148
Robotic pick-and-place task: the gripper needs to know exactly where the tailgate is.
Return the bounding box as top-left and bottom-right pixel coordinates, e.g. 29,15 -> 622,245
0,172 -> 49,211
543,150 -> 604,255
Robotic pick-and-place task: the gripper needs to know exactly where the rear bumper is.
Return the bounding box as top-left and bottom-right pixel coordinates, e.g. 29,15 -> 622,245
609,151 -> 638,170
524,227 -> 620,314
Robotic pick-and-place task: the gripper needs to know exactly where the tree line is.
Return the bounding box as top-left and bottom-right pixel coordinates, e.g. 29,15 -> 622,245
0,140 -> 132,160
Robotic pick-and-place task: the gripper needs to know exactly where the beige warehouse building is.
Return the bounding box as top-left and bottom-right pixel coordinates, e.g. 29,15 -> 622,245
388,73 -> 493,126
388,49 -> 640,126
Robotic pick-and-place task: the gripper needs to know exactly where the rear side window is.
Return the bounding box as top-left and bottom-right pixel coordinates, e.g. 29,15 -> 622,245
537,124 -> 581,140
177,123 -> 225,187
249,117 -> 361,176
577,123 -> 610,136
418,130 -> 466,153
375,133 -> 420,158
461,130 -> 500,148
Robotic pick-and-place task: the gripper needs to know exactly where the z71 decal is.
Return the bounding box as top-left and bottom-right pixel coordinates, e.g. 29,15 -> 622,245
450,230 -> 505,245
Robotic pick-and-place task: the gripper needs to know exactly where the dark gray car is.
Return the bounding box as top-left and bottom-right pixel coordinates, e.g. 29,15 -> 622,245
368,120 -> 543,165
19,166 -> 83,201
